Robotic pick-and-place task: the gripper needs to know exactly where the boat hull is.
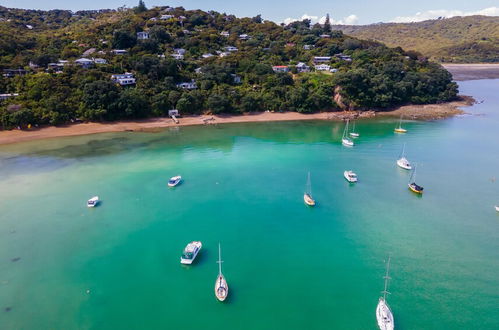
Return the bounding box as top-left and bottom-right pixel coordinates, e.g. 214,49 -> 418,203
215,275 -> 228,301
342,138 -> 354,147
495,206 -> 499,212
408,183 -> 423,194
87,196 -> 99,208
376,298 -> 394,330
180,241 -> 202,264
397,158 -> 411,170
344,171 -> 358,183
168,176 -> 182,187
349,132 -> 359,138
304,193 -> 316,206
394,128 -> 407,133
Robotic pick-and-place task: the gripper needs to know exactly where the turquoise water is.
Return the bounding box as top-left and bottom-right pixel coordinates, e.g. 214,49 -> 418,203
0,79 -> 498,329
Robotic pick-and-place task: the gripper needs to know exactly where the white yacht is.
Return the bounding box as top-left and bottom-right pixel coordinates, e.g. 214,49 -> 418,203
344,170 -> 358,183
214,243 -> 229,302
397,143 -> 412,170
342,120 -> 354,147
168,175 -> 182,187
180,241 -> 202,264
349,121 -> 360,138
87,196 -> 99,208
304,172 -> 316,206
376,256 -> 394,330
495,205 -> 499,212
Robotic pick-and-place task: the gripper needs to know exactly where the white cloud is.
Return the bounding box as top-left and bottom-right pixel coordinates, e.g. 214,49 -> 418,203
283,14 -> 359,25
391,6 -> 499,23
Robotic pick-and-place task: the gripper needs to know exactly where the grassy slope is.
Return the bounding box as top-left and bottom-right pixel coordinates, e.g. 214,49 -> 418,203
333,16 -> 499,63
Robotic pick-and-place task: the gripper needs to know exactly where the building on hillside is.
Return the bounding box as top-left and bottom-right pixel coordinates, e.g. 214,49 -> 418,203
137,31 -> 149,40
220,31 -> 230,37
232,74 -> 242,84
239,34 -> 251,40
171,53 -> 184,60
219,52 -> 230,57
202,53 -> 214,58
113,49 -> 128,55
160,14 -> 174,20
315,64 -> 331,71
75,58 -> 94,68
313,56 -> 331,63
286,43 -> 295,47
0,93 -> 19,101
225,46 -> 238,52
296,62 -> 310,73
334,53 -> 352,61
272,65 -> 289,73
149,17 -> 157,21
195,67 -> 203,74
330,68 -> 339,73
93,58 -> 107,64
82,48 -> 96,57
111,73 -> 136,86
174,48 -> 186,55
176,80 -> 197,90
303,44 -> 314,50
3,69 -> 27,77
320,34 -> 331,38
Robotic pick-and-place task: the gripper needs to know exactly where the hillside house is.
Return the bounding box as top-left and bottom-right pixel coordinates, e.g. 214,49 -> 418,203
93,58 -> 107,64
75,58 -> 94,68
171,53 -> 184,60
202,53 -> 214,58
303,44 -> 313,50
160,15 -> 174,20
313,56 -> 331,63
314,64 -> 331,71
220,31 -> 230,37
113,49 -> 128,55
225,46 -> 238,52
296,62 -> 310,73
272,66 -> 289,73
137,31 -> 149,40
176,80 -> 197,90
239,34 -> 251,40
111,73 -> 136,86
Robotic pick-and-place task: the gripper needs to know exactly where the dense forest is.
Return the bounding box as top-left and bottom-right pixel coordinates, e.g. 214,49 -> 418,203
0,2 -> 458,129
334,15 -> 499,63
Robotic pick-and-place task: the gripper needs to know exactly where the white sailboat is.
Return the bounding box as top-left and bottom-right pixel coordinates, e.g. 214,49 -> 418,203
376,256 -> 394,330
342,120 -> 354,147
303,172 -> 316,206
495,205 -> 499,212
396,143 -> 412,170
349,121 -> 360,138
394,116 -> 407,133
214,243 -> 229,302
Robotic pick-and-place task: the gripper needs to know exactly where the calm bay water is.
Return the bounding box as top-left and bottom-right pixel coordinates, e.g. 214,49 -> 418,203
0,79 -> 498,329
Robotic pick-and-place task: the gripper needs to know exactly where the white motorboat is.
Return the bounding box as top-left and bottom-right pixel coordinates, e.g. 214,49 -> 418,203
397,143 -> 412,170
214,243 -> 229,302
87,196 -> 99,208
376,256 -> 394,330
168,175 -> 182,187
342,120 -> 354,147
344,170 -> 358,183
303,172 -> 316,206
180,241 -> 202,264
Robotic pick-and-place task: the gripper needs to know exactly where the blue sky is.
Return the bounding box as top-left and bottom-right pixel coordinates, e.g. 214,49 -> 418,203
3,0 -> 499,24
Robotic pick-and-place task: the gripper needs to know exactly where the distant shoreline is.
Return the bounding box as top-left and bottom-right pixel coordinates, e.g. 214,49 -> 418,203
442,63 -> 499,81
0,97 -> 473,146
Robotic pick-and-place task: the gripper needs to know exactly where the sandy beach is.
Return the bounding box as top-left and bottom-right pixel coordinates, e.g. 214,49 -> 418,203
0,97 -> 472,145
443,63 -> 499,81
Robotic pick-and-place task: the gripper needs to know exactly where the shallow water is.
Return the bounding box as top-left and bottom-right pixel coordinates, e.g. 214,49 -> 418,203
0,80 -> 498,329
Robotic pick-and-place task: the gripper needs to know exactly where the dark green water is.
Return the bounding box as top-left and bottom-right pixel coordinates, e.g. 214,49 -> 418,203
0,80 -> 498,329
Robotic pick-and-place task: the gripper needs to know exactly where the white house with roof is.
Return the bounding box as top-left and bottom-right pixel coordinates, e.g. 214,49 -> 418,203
320,34 -> 331,38
303,44 -> 314,50
174,48 -> 186,55
313,56 -> 331,63
113,49 -> 128,55
225,46 -> 238,52
232,74 -> 242,84
171,53 -> 184,60
315,64 -> 331,71
0,93 -> 19,101
239,34 -> 250,40
75,58 -> 94,68
111,73 -> 136,86
93,58 -> 107,64
272,65 -> 289,73
202,53 -> 214,59
176,80 -> 197,90
137,31 -> 149,40
296,62 -> 310,73
330,68 -> 339,73
219,52 -> 230,57
220,31 -> 230,37
160,14 -> 174,20
335,53 -> 352,61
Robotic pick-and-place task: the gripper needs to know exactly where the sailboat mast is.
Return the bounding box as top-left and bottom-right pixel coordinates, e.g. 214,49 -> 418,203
382,255 -> 391,301
217,243 -> 223,275
402,143 -> 406,157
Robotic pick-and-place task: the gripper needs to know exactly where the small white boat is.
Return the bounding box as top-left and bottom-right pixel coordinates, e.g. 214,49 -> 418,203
376,256 -> 394,330
168,175 -> 182,187
180,241 -> 202,264
214,243 -> 229,302
495,206 -> 499,212
349,121 -> 360,138
344,170 -> 358,183
397,143 -> 412,170
87,196 -> 99,208
342,120 -> 354,147
304,172 -> 316,206
394,115 -> 407,133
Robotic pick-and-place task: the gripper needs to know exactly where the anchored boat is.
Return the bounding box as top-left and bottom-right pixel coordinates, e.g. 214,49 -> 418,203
342,120 -> 354,147
180,241 -> 202,265
87,196 -> 99,208
408,164 -> 423,194
344,170 -> 358,183
394,116 -> 407,133
349,121 -> 360,138
168,175 -> 182,187
376,256 -> 394,330
303,172 -> 316,206
215,243 -> 229,302
396,143 -> 412,170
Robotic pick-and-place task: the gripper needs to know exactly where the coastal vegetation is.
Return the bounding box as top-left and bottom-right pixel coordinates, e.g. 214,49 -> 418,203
0,3 -> 457,129
334,15 -> 499,63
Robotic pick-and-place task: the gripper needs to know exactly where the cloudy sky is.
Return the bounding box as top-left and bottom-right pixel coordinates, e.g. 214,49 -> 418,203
4,0 -> 499,25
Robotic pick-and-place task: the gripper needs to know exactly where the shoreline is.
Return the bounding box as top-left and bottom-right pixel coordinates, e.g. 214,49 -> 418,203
442,63 -> 499,81
0,97 -> 473,146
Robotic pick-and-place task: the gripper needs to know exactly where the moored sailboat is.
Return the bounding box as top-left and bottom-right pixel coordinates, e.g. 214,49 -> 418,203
303,172 -> 316,206
408,164 -> 423,194
342,120 -> 354,147
394,116 -> 407,133
396,143 -> 412,170
376,256 -> 394,330
349,121 -> 360,138
214,243 -> 229,302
